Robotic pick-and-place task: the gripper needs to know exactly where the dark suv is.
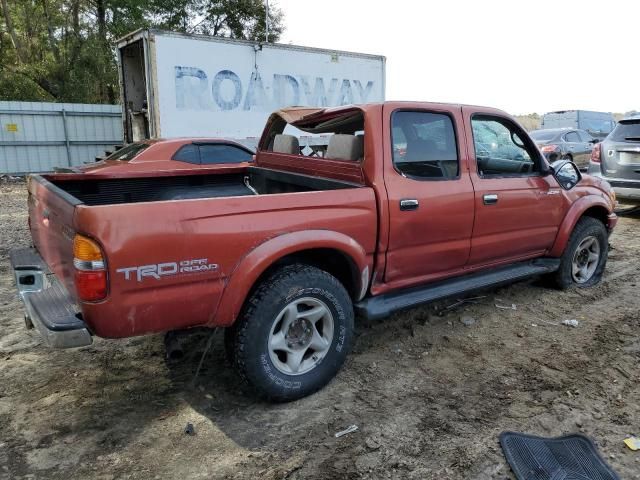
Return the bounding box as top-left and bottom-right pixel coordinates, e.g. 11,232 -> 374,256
588,116 -> 640,207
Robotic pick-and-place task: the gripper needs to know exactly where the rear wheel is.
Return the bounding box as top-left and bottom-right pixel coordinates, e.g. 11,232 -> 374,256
552,216 -> 608,289
233,264 -> 354,401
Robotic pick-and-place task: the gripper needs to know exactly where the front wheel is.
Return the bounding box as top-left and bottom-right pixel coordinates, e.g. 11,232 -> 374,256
552,216 -> 608,289
232,264 -> 354,401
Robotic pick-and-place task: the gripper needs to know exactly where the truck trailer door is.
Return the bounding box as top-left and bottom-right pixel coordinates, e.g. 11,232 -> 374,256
118,36 -> 151,142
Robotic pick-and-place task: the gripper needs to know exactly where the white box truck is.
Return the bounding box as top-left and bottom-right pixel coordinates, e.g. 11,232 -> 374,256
116,29 -> 386,145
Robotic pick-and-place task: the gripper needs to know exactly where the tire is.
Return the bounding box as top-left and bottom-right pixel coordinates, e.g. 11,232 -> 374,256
233,264 -> 354,402
223,325 -> 237,365
552,216 -> 608,289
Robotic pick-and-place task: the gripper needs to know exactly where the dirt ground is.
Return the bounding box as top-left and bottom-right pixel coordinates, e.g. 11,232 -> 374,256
1,178 -> 639,480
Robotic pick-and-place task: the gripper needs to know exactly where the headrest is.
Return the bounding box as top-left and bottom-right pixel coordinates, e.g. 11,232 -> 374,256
326,134 -> 363,161
273,134 -> 300,155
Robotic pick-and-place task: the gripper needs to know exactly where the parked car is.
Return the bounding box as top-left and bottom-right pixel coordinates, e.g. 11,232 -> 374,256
11,102 -> 617,401
588,115 -> 640,208
63,138 -> 254,175
541,110 -> 617,140
530,128 -> 598,169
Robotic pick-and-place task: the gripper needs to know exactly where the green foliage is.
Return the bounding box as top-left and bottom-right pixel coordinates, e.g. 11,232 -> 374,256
514,113 -> 541,132
0,0 -> 284,103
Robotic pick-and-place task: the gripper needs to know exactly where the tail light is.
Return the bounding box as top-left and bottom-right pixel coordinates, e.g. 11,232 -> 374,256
591,143 -> 602,163
540,145 -> 560,153
73,234 -> 107,301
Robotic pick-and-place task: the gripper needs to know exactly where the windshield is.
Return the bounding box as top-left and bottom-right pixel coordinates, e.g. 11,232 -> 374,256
105,143 -> 149,161
608,121 -> 640,142
529,130 -> 559,141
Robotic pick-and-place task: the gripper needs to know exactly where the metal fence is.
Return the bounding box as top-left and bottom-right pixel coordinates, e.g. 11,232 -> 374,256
0,101 -> 123,174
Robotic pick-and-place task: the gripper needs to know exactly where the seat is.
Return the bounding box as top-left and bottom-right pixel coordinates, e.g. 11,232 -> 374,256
273,134 -> 300,155
403,139 -> 459,178
326,134 -> 363,161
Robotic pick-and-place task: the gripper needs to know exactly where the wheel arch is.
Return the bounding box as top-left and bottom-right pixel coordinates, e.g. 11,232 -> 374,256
213,230 -> 371,327
549,196 -> 611,257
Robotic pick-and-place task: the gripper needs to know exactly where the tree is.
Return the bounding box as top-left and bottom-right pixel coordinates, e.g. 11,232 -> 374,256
189,0 -> 283,41
0,0 -> 285,103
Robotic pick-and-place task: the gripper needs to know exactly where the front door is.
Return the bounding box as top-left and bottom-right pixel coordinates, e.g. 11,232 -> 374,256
383,105 -> 475,287
463,109 -> 564,267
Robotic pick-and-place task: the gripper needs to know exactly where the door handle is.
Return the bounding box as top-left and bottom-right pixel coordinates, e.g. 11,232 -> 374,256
483,194 -> 498,205
400,199 -> 419,211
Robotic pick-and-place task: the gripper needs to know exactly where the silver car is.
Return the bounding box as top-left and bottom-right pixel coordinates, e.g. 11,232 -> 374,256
530,128 -> 597,169
588,115 -> 640,208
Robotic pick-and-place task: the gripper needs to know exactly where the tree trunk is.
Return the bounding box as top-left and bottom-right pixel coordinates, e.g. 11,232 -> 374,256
95,0 -> 109,102
0,0 -> 26,62
40,0 -> 61,63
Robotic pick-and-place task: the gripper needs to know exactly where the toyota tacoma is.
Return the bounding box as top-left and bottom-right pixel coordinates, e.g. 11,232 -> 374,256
10,102 -> 617,401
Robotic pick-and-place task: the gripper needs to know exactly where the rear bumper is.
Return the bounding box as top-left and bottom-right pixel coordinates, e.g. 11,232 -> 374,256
589,171 -> 640,203
9,248 -> 92,348
611,185 -> 640,203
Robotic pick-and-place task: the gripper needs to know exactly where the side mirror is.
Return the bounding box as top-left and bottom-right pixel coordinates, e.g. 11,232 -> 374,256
590,139 -> 599,144
551,159 -> 581,190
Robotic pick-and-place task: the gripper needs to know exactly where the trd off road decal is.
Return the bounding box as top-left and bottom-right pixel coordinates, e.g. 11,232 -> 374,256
117,258 -> 218,282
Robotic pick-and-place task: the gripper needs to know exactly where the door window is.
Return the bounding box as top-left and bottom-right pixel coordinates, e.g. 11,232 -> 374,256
199,144 -> 253,164
391,111 -> 459,180
564,131 -> 580,143
471,116 -> 539,176
577,130 -> 594,143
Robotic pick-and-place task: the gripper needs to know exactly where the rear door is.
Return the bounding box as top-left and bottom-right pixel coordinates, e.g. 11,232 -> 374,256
601,119 -> 640,182
383,105 -> 475,286
576,130 -> 596,167
463,109 -> 564,266
563,130 -> 589,167
562,131 -> 582,163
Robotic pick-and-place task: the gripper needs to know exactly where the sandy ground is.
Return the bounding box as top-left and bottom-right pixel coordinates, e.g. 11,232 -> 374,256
1,179 -> 639,479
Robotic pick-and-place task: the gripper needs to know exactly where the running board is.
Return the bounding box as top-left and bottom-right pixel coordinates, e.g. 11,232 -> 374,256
355,259 -> 560,321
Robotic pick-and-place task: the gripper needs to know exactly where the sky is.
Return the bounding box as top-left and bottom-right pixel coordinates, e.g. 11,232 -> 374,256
276,0 -> 638,115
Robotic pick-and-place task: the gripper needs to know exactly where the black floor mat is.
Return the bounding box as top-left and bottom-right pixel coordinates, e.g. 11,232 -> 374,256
499,432 -> 620,480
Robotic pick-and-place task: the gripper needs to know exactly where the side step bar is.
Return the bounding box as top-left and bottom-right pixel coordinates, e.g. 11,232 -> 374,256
355,259 -> 560,321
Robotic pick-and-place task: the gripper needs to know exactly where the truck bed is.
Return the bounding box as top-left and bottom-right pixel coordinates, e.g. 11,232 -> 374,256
27,166 -> 377,338
49,167 -> 358,206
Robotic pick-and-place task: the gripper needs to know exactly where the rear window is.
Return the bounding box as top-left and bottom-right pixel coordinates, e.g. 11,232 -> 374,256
529,130 -> 559,141
173,144 -> 200,163
391,111 -> 459,180
105,143 -> 149,161
199,144 -> 252,164
608,121 -> 640,142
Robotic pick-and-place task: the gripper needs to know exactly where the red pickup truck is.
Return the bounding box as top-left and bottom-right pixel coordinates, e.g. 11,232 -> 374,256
11,102 -> 617,401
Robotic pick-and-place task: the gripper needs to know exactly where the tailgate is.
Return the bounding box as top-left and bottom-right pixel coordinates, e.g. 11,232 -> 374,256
27,175 -> 80,299
602,143 -> 640,177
